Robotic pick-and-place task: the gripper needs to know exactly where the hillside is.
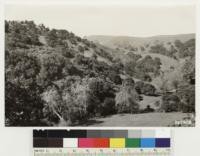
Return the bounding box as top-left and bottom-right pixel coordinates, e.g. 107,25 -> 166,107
87,34 -> 195,91
86,34 -> 195,50
5,20 -> 195,126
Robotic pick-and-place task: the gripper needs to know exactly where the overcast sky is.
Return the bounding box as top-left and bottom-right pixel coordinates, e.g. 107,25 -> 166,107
5,4 -> 195,37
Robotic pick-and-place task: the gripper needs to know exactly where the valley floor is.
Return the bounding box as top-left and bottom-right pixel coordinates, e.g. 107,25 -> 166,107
79,112 -> 192,127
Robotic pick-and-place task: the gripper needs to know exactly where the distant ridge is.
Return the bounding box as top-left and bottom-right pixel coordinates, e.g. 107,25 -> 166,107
86,33 -> 195,39
86,33 -> 195,48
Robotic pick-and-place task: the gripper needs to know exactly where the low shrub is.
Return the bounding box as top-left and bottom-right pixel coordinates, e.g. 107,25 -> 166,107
162,94 -> 180,112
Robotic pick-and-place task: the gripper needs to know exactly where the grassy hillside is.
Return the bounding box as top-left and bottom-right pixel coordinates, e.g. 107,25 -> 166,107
87,34 -> 195,91
86,34 -> 195,49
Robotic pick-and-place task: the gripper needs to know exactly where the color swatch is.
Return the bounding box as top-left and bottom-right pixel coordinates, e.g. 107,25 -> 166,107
110,138 -> 125,148
141,138 -> 155,148
126,138 -> 140,147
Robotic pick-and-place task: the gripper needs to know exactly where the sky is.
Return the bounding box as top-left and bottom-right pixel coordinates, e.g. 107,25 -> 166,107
5,4 -> 196,37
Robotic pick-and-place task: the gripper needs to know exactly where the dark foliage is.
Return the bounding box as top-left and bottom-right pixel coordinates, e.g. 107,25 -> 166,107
100,98 -> 116,116
5,50 -> 43,126
175,39 -> 195,58
177,85 -> 195,113
141,105 -> 155,113
125,55 -> 161,81
135,81 -> 157,96
149,43 -> 177,59
37,53 -> 70,87
5,21 -> 42,48
87,78 -> 116,117
162,94 -> 180,112
95,48 -> 113,61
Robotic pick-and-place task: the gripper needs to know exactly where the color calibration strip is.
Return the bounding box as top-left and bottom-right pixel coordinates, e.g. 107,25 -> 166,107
33,129 -> 171,148
33,130 -> 171,156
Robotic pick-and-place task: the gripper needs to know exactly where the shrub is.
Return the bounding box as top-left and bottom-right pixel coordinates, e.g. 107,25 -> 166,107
124,60 -> 136,76
177,85 -> 195,113
141,105 -> 155,113
82,39 -> 91,47
127,52 -> 142,61
182,57 -> 195,84
87,78 -> 115,116
162,94 -> 180,112
135,81 -> 144,94
108,71 -> 122,85
95,48 -> 113,61
178,39 -> 195,58
6,50 -> 41,88
135,81 -> 157,96
5,21 -> 42,48
143,74 -> 152,82
136,55 -> 161,75
60,47 -> 75,58
37,53 -> 68,87
70,38 -> 77,45
140,46 -> 145,51
125,55 -> 161,80
112,62 -> 124,73
5,50 -> 43,126
100,98 -> 116,116
46,29 -> 58,47
5,81 -> 44,126
142,83 -> 157,96
149,44 -> 169,56
78,45 -> 84,53
84,46 -> 89,50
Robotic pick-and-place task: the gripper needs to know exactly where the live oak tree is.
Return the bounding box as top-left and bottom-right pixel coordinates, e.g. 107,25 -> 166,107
5,50 -> 43,126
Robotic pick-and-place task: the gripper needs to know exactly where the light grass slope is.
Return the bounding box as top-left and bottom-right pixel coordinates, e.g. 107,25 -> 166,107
83,112 -> 192,127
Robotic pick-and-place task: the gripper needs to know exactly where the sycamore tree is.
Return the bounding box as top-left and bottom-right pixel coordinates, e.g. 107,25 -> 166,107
115,78 -> 139,113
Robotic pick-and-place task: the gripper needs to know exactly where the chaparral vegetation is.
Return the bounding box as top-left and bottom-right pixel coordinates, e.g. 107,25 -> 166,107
5,21 -> 195,126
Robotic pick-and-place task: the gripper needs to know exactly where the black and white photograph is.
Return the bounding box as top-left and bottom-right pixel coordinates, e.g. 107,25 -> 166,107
5,4 -> 195,127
